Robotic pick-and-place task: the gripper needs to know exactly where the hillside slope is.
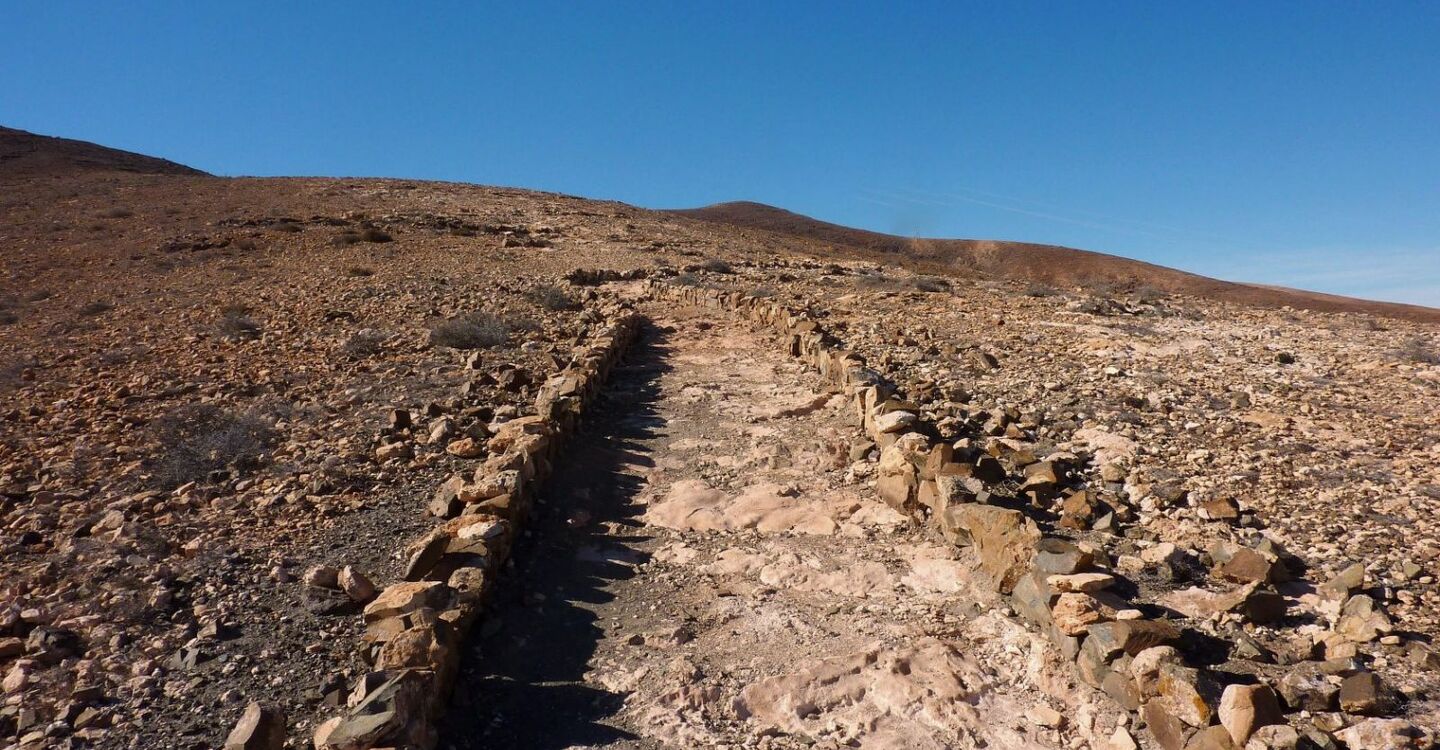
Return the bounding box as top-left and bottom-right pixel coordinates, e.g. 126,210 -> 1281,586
670,201 -> 1440,322
2,127 -> 1439,749
0,125 -> 206,178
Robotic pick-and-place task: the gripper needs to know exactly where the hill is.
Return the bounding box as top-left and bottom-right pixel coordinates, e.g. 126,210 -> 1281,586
1,127 -> 1438,749
669,201 -> 1440,322
0,125 -> 206,178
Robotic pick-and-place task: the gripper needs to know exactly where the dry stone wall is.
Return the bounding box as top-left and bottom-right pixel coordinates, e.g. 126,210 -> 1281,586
645,281 -> 1425,750
282,304 -> 642,750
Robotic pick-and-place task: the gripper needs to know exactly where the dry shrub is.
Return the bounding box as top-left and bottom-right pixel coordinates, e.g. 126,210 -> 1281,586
1131,284 -> 1166,305
528,285 -> 577,311
910,276 -> 950,293
218,304 -> 261,340
1398,337 -> 1440,365
78,300 -> 114,317
429,312 -> 511,349
699,258 -> 733,274
359,227 -> 392,243
150,404 -> 278,488
342,331 -> 386,358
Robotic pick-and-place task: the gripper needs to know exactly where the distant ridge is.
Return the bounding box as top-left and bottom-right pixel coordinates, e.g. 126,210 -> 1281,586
0,126 -> 206,178
668,201 -> 1440,323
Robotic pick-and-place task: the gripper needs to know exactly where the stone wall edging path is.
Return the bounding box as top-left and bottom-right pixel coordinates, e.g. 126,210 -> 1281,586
643,280 -> 1424,750
289,301 -> 643,750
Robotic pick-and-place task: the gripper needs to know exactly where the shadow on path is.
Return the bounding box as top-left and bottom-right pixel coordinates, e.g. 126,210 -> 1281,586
439,321 -> 673,749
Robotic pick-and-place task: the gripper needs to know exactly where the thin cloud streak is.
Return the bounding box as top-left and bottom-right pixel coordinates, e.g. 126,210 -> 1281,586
1198,247 -> 1440,307
934,185 -> 1253,248
861,188 -> 1168,241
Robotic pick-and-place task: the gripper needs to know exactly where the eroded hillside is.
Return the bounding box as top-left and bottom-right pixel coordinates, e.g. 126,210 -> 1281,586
1,152 -> 1439,750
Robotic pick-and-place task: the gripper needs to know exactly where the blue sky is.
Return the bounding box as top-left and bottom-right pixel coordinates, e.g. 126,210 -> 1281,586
4,2 -> 1438,306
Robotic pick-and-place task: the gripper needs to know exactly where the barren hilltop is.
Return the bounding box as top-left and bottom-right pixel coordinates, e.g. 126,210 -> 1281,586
2,128 -> 1438,750
671,201 -> 1440,323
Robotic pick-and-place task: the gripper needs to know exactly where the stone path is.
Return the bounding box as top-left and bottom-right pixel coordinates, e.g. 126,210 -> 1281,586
439,304 -> 1071,750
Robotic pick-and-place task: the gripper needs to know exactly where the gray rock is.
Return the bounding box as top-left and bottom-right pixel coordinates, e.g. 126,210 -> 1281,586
1277,663 -> 1338,712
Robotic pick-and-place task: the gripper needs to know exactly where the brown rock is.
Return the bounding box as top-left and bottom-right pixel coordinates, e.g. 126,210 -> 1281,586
1144,699 -> 1196,750
1058,490 -> 1099,530
876,439 -> 921,512
403,531 -> 450,581
362,581 -> 447,624
1087,619 -> 1180,659
942,504 -> 1040,593
338,566 -> 377,604
223,702 -> 285,750
1026,705 -> 1065,729
873,410 -> 917,434
1052,593 -> 1106,636
1010,572 -> 1056,626
1338,671 -> 1390,715
1186,725 -> 1238,750
1110,726 -> 1140,750
1199,497 -> 1241,522
1131,645 -> 1184,697
1244,724 -> 1300,750
374,441 -> 412,463
1218,548 -> 1279,584
313,669 -> 436,750
1277,663 -> 1338,711
1334,719 -> 1423,750
1157,663 -> 1220,727
1102,668 -> 1141,710
304,565 -> 339,589
375,622 -> 457,688
1047,572 -> 1115,593
427,474 -> 467,518
1021,460 -> 1058,499
1319,563 -> 1366,601
0,638 -> 23,659
458,470 -> 521,503
1334,594 -> 1393,643
1033,537 -> 1093,574
445,437 -> 485,458
1219,684 -> 1282,745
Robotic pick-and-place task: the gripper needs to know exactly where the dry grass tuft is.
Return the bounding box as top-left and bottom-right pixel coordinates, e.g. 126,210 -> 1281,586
429,312 -> 511,349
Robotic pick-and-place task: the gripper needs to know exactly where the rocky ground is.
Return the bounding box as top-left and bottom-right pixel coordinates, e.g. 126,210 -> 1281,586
439,306 -> 1076,750
0,168 -> 1438,749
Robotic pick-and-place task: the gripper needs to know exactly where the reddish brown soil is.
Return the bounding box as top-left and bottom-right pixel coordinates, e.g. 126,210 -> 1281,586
0,126 -> 206,179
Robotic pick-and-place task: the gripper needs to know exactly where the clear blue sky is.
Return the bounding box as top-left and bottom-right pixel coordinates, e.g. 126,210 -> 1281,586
4,3 -> 1438,306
